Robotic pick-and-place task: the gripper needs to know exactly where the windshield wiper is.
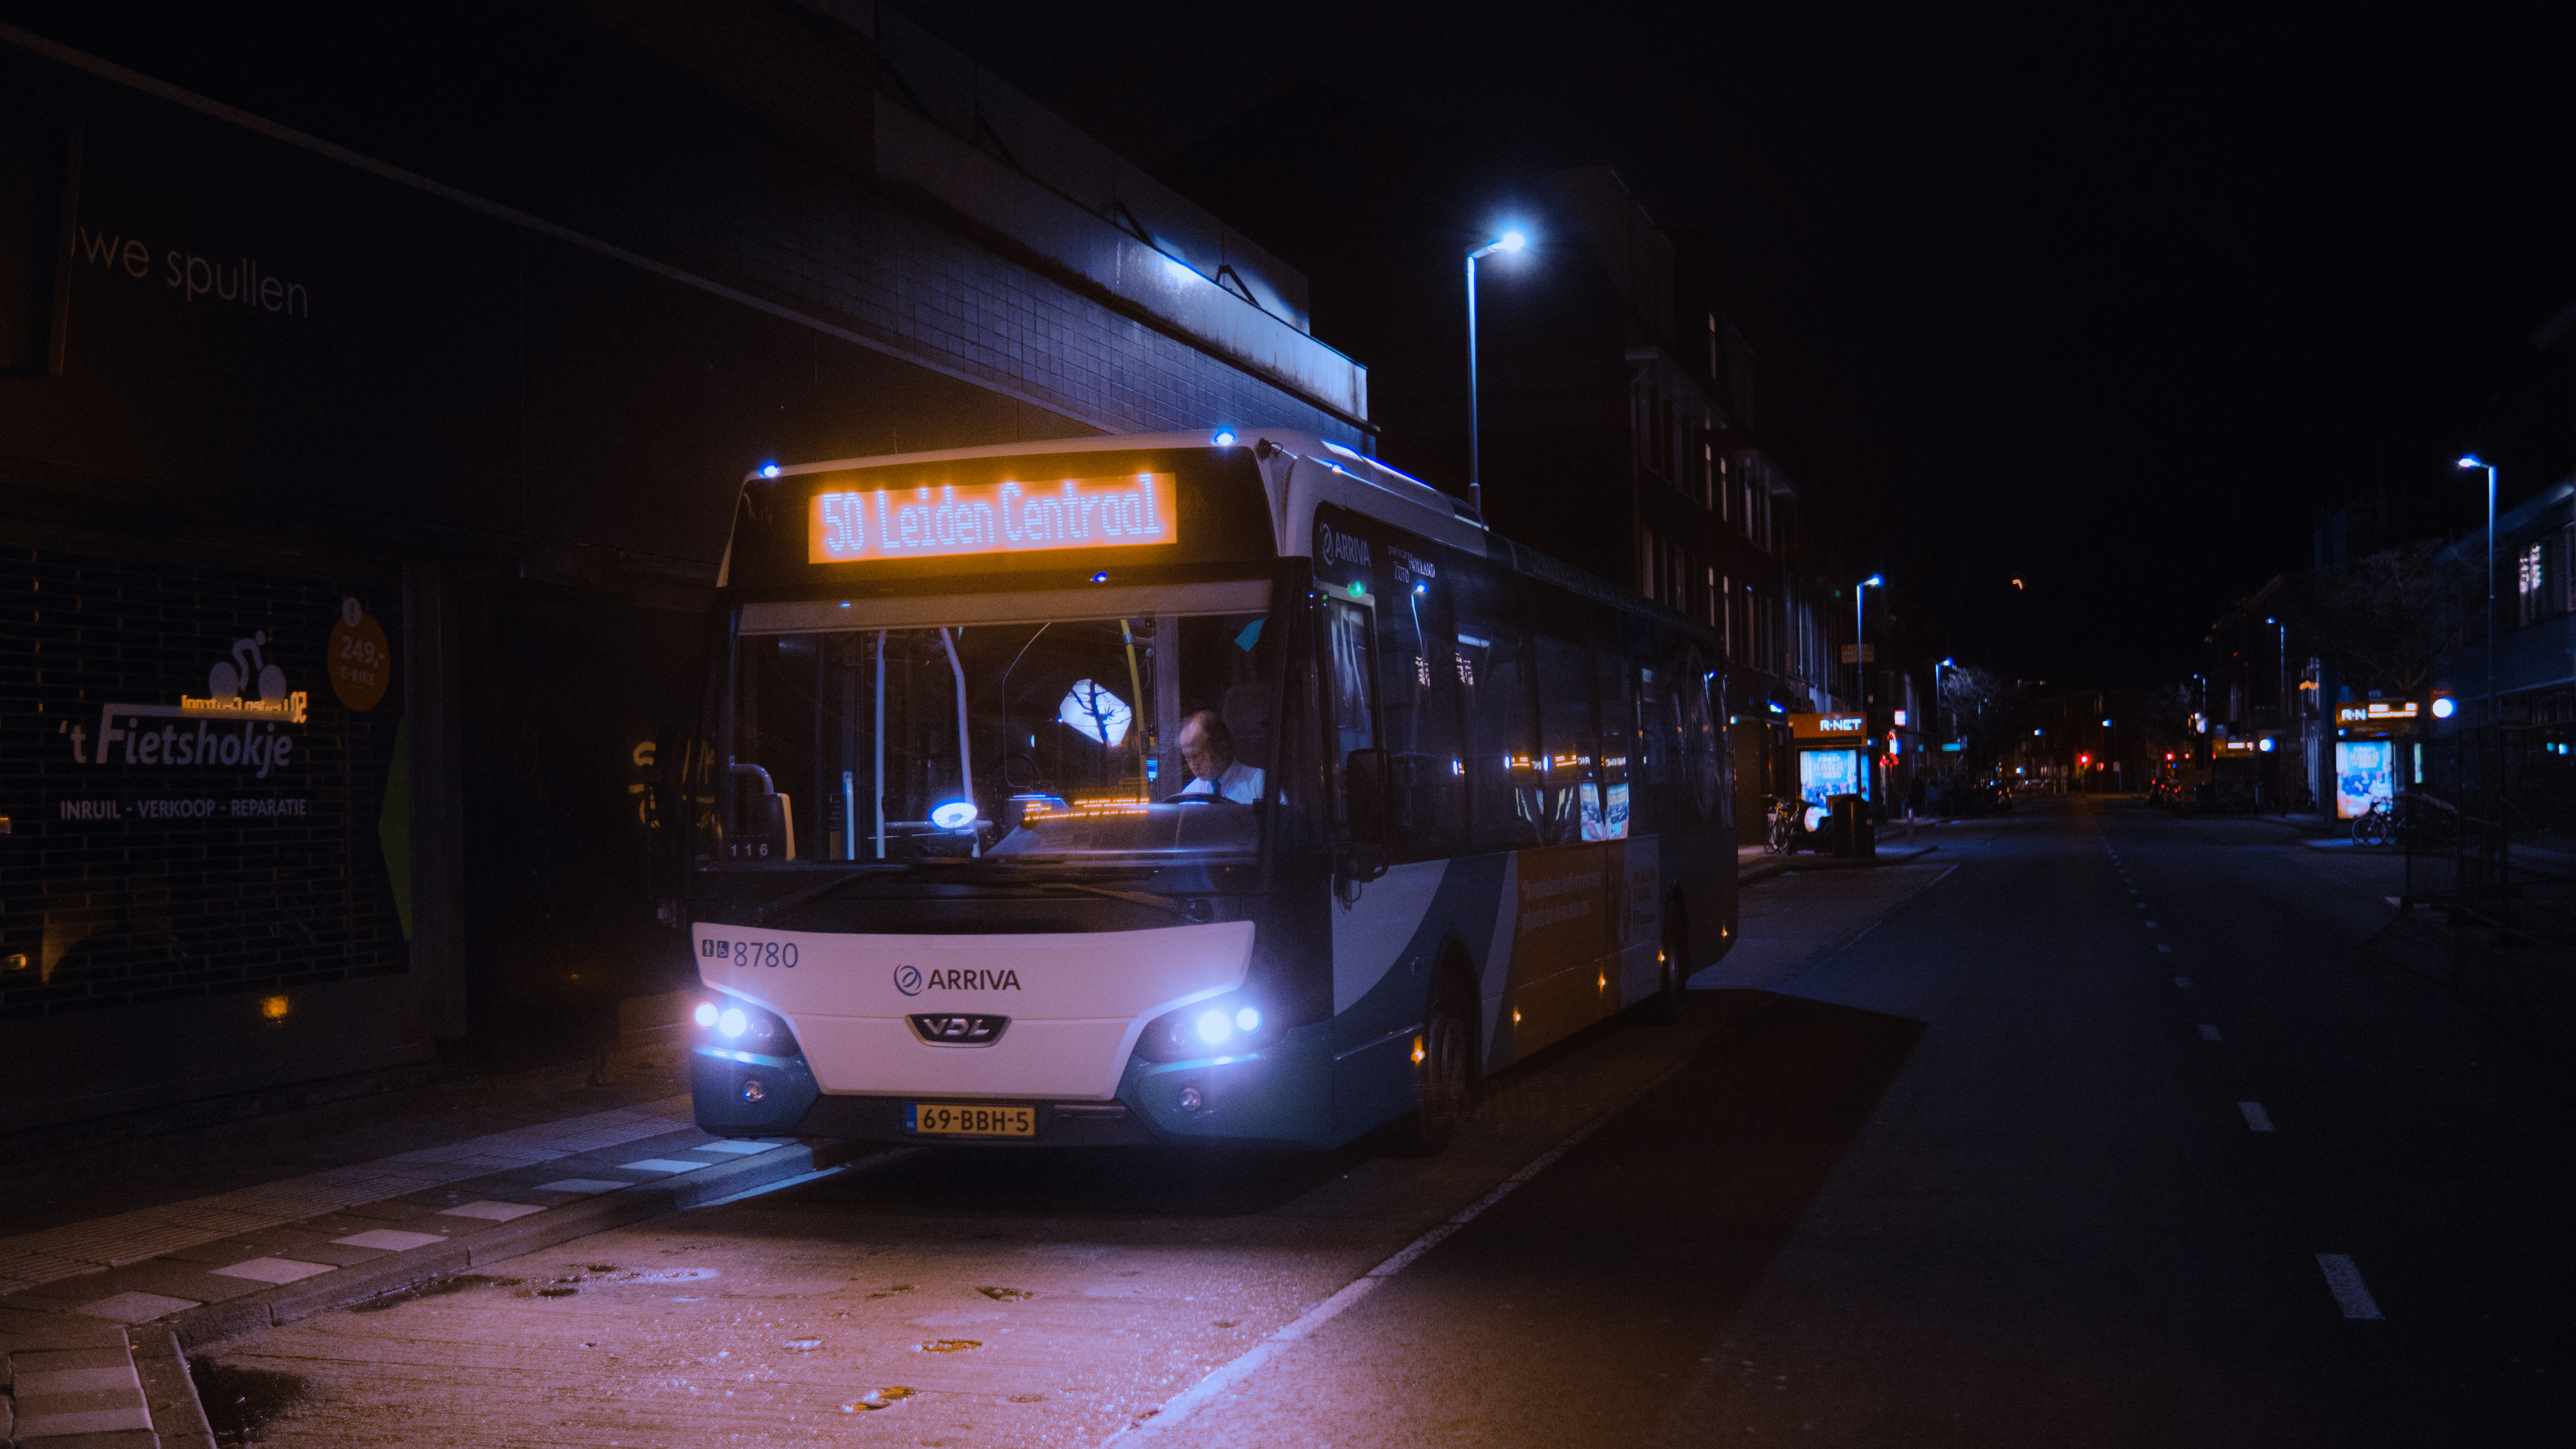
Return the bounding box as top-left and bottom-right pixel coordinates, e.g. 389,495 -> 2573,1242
745,863 -> 916,925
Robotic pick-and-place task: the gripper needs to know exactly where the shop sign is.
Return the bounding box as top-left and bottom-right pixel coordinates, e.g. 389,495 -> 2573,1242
1790,713 -> 1867,740
2335,701 -> 2420,729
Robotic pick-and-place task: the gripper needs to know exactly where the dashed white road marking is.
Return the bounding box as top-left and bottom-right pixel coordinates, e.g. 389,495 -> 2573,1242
2239,1101 -> 2276,1132
2199,1024 -> 2222,1042
2316,1254 -> 2385,1319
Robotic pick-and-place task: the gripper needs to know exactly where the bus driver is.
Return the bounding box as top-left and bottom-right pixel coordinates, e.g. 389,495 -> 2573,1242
1175,710 -> 1264,805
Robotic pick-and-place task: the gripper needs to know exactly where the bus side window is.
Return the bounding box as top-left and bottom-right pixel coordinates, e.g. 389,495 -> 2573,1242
1320,597 -> 1378,829
1535,635 -> 1595,845
1377,578 -> 1465,859
1595,651 -> 1636,841
1456,620 -> 1539,853
1636,663 -> 1673,836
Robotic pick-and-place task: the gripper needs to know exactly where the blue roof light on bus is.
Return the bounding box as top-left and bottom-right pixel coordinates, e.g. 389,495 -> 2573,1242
1213,429 -> 1237,446
759,462 -> 781,478
930,800 -> 978,830
1091,571 -> 1110,584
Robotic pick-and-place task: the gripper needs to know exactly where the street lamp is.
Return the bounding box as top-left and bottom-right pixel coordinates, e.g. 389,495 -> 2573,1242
1936,657 -> 1954,744
1854,575 -> 1883,708
2458,455 -> 2497,725
1464,229 -> 1528,515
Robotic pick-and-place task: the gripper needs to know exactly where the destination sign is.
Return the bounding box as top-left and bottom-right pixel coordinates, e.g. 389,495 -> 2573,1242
809,473 -> 1177,564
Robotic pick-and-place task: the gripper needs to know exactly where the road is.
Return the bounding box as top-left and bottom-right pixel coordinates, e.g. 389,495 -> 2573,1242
196,799 -> 2574,1447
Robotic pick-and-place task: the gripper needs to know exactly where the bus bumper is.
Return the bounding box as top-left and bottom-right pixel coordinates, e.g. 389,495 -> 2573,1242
1117,1018 -> 1335,1149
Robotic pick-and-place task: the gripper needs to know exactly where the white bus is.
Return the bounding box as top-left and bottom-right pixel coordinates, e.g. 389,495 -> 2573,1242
681,430 -> 1735,1152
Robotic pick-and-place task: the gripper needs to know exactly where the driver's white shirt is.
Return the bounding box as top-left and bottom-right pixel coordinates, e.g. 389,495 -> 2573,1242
1179,760 -> 1264,805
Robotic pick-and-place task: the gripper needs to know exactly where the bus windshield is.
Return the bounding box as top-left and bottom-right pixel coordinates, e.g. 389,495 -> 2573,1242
706,604 -> 1279,868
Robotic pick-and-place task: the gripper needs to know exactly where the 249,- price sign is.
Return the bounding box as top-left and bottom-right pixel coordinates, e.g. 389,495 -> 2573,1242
327,597 -> 390,711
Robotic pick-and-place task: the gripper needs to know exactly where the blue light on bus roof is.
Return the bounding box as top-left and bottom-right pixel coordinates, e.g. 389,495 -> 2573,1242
1091,572 -> 1110,584
759,462 -> 781,478
1213,429 -> 1237,446
838,600 -> 851,608
930,800 -> 978,830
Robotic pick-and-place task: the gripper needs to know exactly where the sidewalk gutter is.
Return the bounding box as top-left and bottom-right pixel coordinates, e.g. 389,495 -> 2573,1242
154,1139 -> 870,1351
0,1127 -> 878,1446
1782,843 -> 1939,871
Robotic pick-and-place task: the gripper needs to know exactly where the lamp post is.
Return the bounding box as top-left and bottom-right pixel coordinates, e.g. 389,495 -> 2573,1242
1464,230 -> 1527,516
2457,455 -> 2497,726
1936,657 -> 1954,746
1854,575 -> 1883,709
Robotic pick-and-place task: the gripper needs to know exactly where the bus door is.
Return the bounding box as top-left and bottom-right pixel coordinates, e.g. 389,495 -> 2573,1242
1503,633 -> 1623,1047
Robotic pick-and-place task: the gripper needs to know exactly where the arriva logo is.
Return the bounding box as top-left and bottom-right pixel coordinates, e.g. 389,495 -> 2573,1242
893,964 -> 1022,995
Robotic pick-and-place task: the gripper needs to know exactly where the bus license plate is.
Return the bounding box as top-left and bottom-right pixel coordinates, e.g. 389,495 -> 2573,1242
908,1103 -> 1036,1138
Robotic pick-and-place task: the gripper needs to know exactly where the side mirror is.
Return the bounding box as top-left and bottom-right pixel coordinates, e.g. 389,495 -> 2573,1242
1344,748 -> 1390,844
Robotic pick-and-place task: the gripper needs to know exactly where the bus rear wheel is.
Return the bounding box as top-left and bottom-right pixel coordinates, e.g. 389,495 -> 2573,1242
1392,975 -> 1477,1156
1647,899 -> 1688,1023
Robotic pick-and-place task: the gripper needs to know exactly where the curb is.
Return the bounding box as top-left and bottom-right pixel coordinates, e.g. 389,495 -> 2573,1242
1782,844 -> 1939,871
0,1138 -> 864,1447
161,1140 -> 834,1351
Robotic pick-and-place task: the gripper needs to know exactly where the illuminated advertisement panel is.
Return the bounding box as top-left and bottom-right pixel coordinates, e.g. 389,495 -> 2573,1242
809,473 -> 1177,564
2334,740 -> 2394,819
1799,748 -> 1868,815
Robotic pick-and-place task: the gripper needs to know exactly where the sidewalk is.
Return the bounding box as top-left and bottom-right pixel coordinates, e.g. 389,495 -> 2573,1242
0,1066 -> 849,1446
1739,821 -> 1944,884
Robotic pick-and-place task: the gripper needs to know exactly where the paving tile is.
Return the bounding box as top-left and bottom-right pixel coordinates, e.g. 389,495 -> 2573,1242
226,1238 -> 388,1268
328,1229 -> 447,1252
93,1260 -> 270,1304
208,1257 -> 335,1285
8,1346 -> 132,1373
17,1364 -> 143,1397
436,1201 -> 544,1222
691,1139 -> 780,1154
70,1291 -> 199,1324
14,1403 -> 155,1438
613,1158 -> 710,1174
531,1179 -> 630,1195
20,1428 -> 158,1448
0,1307 -> 128,1349
331,1200 -> 445,1224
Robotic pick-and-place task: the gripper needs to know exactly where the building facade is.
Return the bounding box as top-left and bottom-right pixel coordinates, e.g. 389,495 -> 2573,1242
0,1 -> 1361,1132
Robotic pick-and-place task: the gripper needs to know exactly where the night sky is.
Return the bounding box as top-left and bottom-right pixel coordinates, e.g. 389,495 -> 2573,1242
914,2 -> 2576,687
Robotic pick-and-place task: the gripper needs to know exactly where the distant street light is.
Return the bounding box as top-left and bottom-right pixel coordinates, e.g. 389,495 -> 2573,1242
1855,575 -> 1883,708
2458,455 -> 2497,725
1464,229 -> 1529,515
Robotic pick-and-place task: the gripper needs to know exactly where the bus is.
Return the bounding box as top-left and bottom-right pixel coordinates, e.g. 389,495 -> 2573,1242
679,429 -> 1735,1153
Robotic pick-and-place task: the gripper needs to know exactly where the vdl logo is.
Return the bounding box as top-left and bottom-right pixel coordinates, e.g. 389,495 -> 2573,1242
893,964 -> 924,997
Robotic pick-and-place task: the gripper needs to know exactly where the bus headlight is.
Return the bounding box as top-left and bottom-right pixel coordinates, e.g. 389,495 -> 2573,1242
694,997 -> 798,1059
1138,994 -> 1275,1062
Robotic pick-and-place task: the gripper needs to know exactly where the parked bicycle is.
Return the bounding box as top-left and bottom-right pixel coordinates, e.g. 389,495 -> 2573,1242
1764,795 -> 1818,855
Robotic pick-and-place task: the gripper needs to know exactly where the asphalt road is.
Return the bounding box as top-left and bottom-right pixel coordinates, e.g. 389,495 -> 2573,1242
198,799 -> 2574,1447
